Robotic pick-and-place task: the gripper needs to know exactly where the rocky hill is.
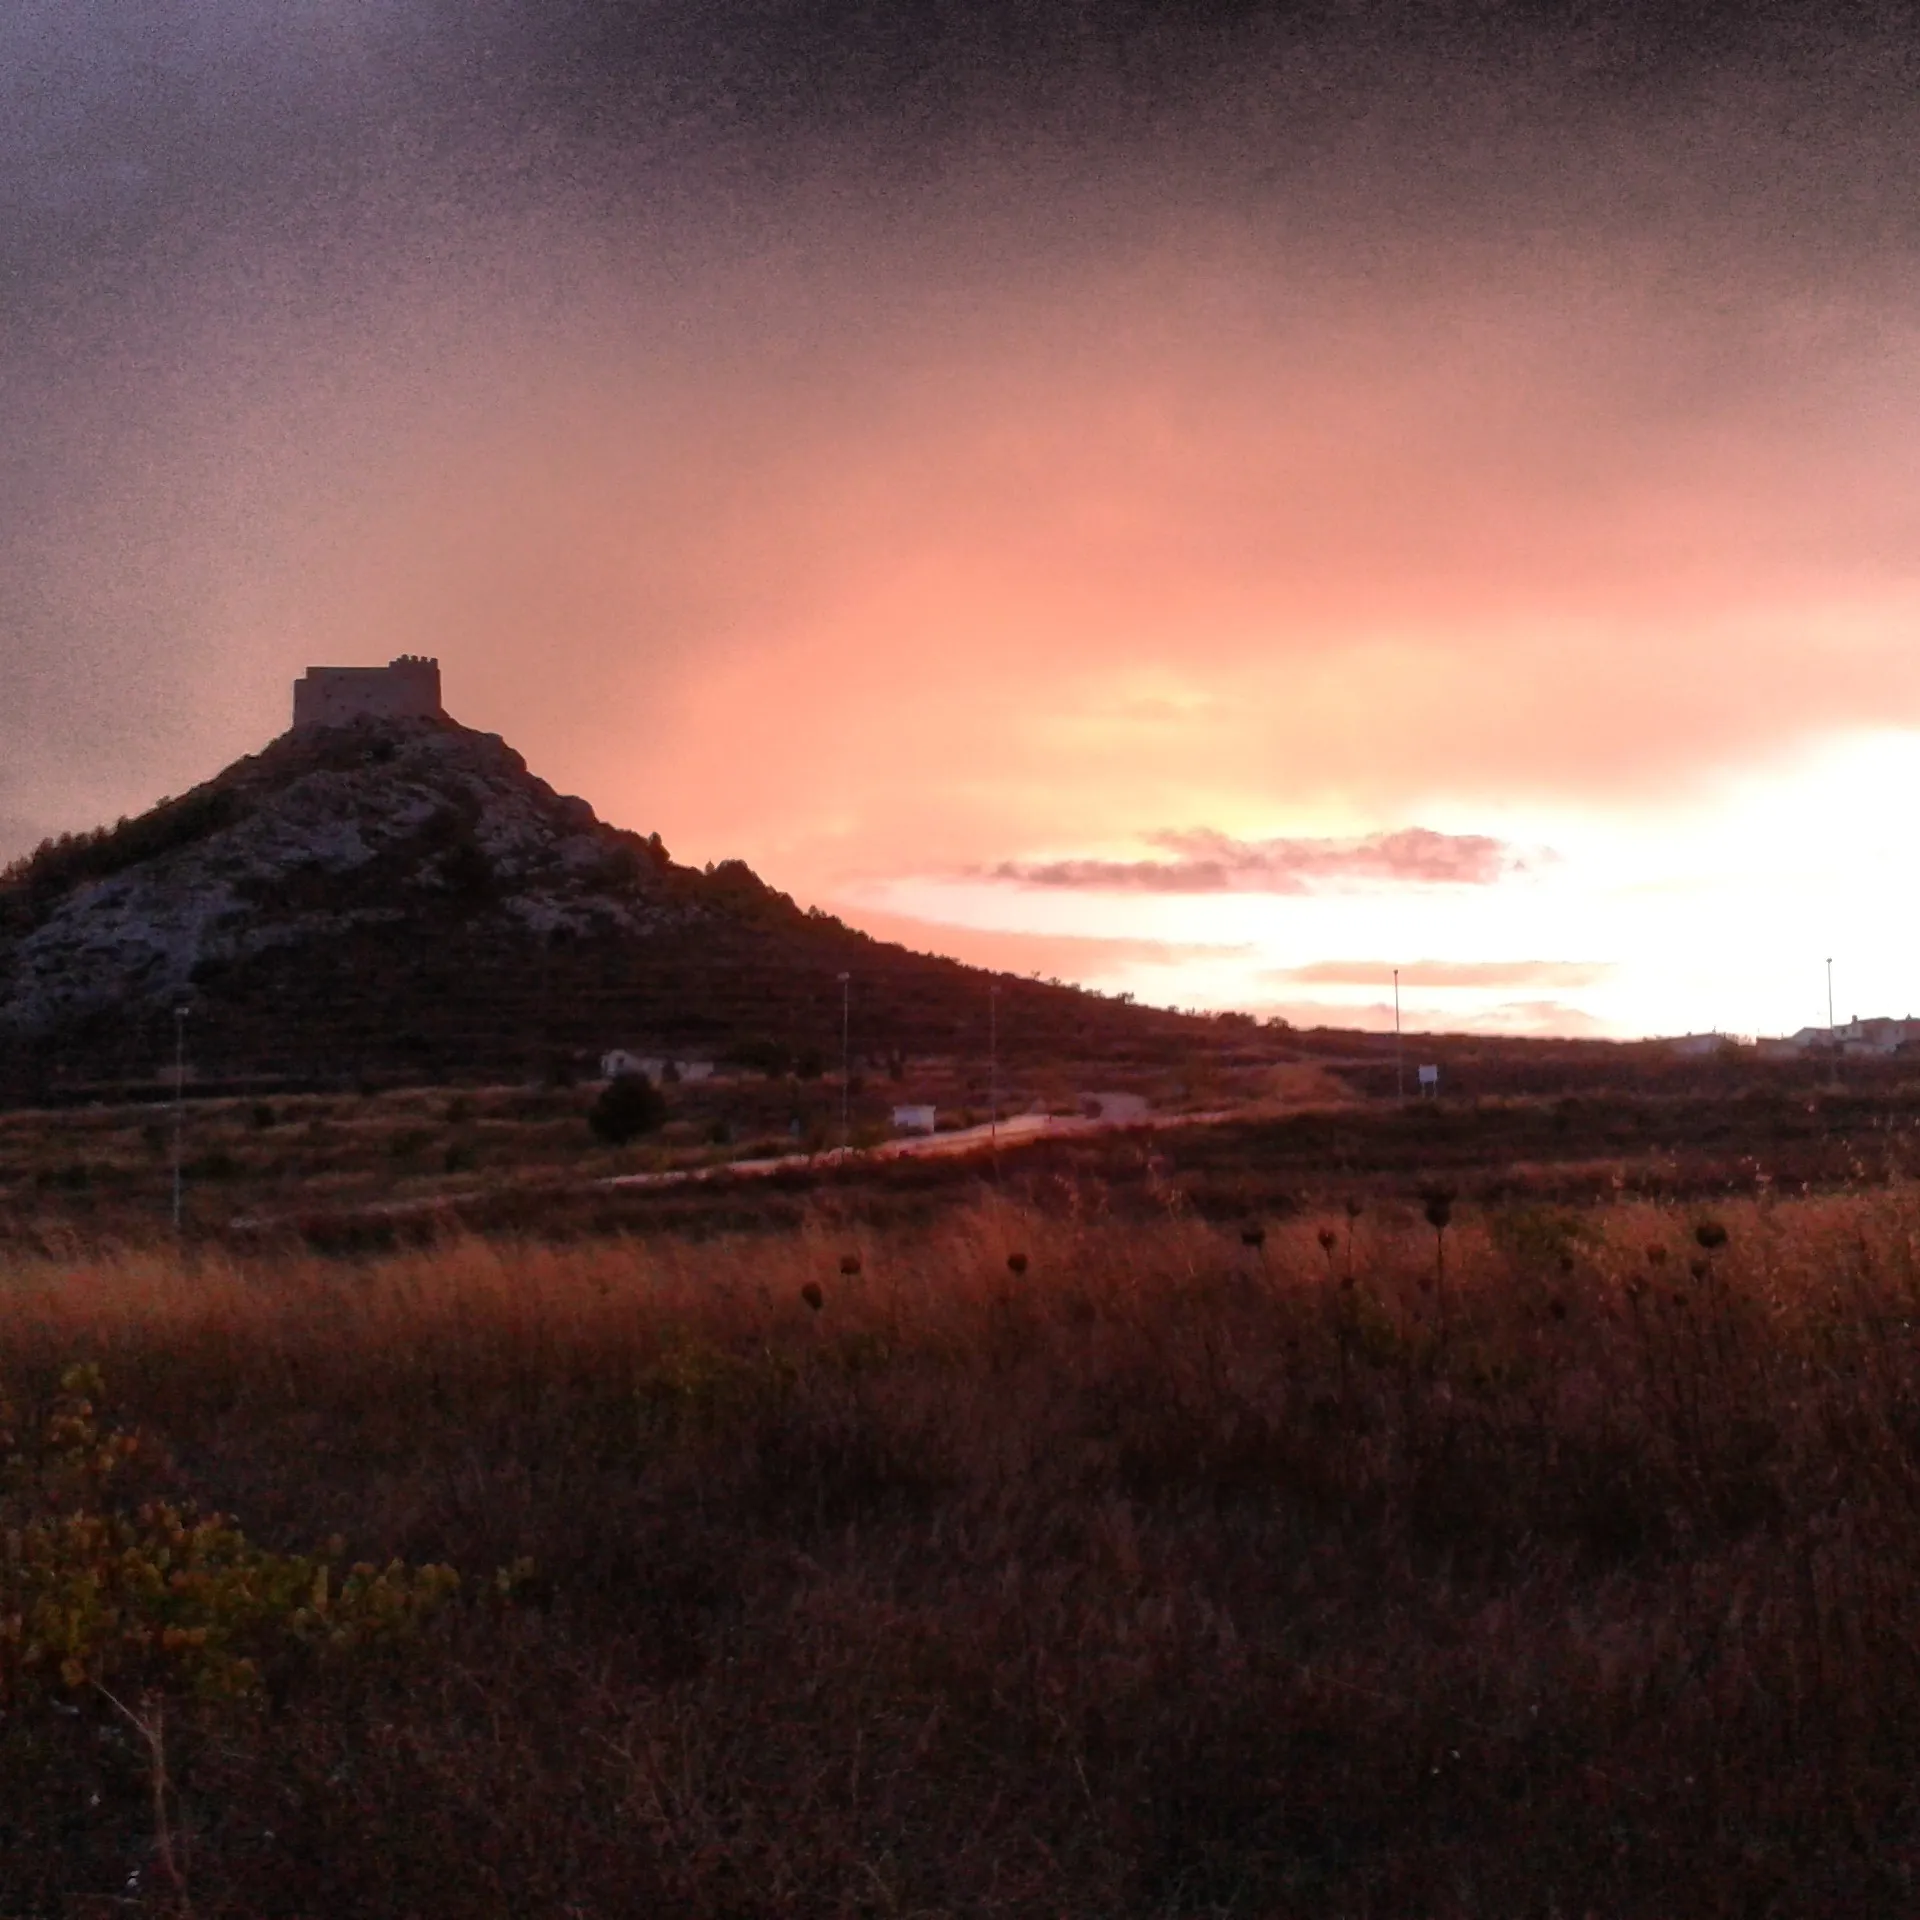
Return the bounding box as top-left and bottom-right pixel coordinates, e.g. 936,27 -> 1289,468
0,716 -> 1219,1098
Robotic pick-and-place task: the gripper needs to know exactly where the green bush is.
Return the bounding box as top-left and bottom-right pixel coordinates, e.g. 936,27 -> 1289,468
1,1366 -> 463,1710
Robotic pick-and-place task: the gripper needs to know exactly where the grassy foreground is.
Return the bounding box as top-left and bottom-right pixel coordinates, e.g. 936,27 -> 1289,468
6,1190 -> 1920,1916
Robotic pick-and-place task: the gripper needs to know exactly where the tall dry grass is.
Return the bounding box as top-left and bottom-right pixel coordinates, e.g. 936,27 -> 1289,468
7,1189 -> 1920,1915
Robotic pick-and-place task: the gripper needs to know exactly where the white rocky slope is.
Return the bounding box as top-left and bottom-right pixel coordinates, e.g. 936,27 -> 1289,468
0,720 -> 674,1038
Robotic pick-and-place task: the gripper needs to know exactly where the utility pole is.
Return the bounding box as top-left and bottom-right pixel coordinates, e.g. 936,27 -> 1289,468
1827,957 -> 1839,1089
838,972 -> 851,1155
989,983 -> 1000,1157
1394,967 -> 1404,1102
170,1004 -> 189,1233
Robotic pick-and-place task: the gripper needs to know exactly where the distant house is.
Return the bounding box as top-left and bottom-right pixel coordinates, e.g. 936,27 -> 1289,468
891,1104 -> 937,1134
1079,1092 -> 1150,1124
1667,1033 -> 1730,1058
1838,1016 -> 1920,1058
598,1051 -> 715,1083
1775,1017 -> 1920,1059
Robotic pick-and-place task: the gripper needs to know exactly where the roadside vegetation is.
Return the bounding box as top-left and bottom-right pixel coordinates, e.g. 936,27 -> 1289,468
6,1186 -> 1920,1913
4,1067 -> 1915,1254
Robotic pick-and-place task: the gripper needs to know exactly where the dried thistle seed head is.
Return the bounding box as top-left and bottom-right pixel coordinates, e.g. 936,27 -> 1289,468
801,1282 -> 825,1311
1006,1252 -> 1029,1275
1694,1219 -> 1729,1252
839,1253 -> 862,1276
1689,1257 -> 1710,1281
1344,1197 -> 1363,1220
1316,1227 -> 1338,1253
1242,1224 -> 1268,1249
1422,1190 -> 1454,1231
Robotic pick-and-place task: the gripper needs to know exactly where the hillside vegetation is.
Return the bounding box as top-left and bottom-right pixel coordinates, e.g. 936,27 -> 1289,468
0,717 -> 1223,1100
6,1189 -> 1920,1914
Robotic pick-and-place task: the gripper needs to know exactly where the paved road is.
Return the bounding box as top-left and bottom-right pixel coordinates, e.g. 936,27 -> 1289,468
229,1105 -> 1258,1232
600,1106 -> 1239,1190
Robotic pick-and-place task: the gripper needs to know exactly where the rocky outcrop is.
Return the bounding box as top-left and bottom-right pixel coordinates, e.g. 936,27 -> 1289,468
0,719 -> 673,1042
0,716 -> 1201,1096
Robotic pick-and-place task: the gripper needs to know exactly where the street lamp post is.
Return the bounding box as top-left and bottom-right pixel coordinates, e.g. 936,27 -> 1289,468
1827,957 -> 1839,1088
171,1004 -> 189,1233
989,983 -> 999,1157
838,972 -> 851,1155
1394,967 -> 1404,1103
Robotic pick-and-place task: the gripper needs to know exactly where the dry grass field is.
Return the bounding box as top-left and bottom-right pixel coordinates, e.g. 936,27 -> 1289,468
7,1182 -> 1920,1915
6,1065 -> 1914,1259
0,1047 -> 1299,1249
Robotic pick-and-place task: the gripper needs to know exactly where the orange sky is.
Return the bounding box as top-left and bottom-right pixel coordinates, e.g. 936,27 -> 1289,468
8,7 -> 1920,1040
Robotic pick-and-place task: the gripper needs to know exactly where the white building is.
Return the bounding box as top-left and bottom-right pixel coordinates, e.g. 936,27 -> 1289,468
1079,1092 -> 1150,1123
891,1104 -> 937,1134
1838,1016 -> 1920,1057
1774,1017 -> 1920,1058
599,1051 -> 715,1083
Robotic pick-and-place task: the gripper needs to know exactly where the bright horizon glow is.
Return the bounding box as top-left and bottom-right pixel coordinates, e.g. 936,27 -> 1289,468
813,725 -> 1920,1040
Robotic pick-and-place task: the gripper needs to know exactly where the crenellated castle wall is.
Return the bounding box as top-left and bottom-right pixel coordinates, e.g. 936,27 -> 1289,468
292,655 -> 444,730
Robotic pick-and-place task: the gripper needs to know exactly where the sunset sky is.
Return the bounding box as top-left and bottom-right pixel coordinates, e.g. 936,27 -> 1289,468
7,2 -> 1920,1040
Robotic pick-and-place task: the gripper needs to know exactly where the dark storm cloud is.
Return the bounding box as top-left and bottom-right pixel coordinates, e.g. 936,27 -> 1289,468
5,0 -> 1920,868
982,827 -> 1525,893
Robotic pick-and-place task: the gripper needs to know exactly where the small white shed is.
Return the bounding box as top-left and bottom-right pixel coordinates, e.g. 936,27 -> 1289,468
892,1104 -> 938,1134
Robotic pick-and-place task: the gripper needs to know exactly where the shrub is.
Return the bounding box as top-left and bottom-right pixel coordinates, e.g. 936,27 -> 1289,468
182,1147 -> 243,1181
588,1073 -> 667,1146
728,1037 -> 793,1079
1,1366 -> 460,1708
1,1366 -> 467,1895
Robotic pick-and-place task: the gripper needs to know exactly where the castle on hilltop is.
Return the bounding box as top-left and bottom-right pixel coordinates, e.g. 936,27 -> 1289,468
292,655 -> 444,730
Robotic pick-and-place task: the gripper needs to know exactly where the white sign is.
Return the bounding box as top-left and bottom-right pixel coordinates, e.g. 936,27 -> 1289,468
1417,1064 -> 1440,1090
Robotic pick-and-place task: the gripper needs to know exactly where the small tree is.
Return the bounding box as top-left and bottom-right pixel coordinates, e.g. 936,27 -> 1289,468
588,1073 -> 667,1146
729,1037 -> 792,1079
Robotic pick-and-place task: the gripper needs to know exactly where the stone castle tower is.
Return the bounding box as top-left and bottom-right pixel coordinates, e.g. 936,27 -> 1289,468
292,655 -> 444,730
